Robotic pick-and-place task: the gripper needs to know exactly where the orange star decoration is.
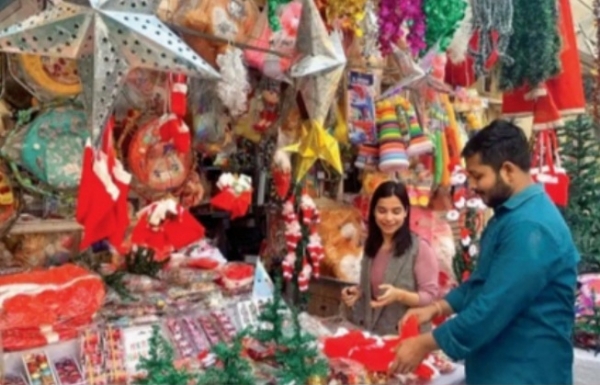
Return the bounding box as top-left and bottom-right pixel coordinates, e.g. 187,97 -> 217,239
284,121 -> 343,182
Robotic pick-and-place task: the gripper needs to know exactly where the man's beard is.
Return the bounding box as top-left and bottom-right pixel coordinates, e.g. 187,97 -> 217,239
477,178 -> 513,209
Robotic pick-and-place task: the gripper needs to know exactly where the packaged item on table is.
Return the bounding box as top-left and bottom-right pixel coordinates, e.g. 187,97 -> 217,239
197,315 -> 222,346
166,318 -> 196,359
103,326 -> 127,384
328,358 -> 371,385
23,352 -> 58,385
122,325 -> 154,379
80,329 -> 106,385
52,357 -> 85,385
210,310 -> 237,343
180,316 -> 211,356
1,374 -> 28,385
123,274 -> 165,293
236,300 -> 261,329
219,262 -> 254,291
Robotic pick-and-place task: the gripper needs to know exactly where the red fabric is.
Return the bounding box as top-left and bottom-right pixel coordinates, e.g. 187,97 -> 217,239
170,74 -> 187,117
0,264 -> 105,351
272,168 -> 291,199
187,257 -> 220,270
76,142 -> 94,225
159,116 -> 192,154
502,0 -> 585,116
532,87 -> 564,131
210,190 -> 252,219
531,130 -> 570,206
131,205 -> 205,257
108,174 -> 131,254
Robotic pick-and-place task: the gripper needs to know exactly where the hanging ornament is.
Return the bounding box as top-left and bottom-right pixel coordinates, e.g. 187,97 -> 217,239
447,1 -> 473,63
216,47 -> 251,117
0,0 -> 220,144
378,0 -> 427,57
423,0 -> 467,52
325,0 -> 367,37
291,0 -> 347,125
359,0 -> 380,57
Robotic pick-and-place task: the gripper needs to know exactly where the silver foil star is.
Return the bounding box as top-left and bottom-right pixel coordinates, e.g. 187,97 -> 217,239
290,0 -> 346,125
0,0 -> 219,143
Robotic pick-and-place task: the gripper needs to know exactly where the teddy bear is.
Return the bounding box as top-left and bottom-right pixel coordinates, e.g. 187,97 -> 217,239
316,200 -> 364,284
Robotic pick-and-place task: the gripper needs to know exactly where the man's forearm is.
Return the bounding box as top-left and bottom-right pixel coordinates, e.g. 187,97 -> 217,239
432,299 -> 455,317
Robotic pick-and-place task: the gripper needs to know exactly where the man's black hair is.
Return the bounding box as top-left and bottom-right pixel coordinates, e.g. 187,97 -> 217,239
461,119 -> 531,172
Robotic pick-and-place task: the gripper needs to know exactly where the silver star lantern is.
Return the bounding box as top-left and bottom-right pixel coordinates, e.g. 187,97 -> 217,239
0,0 -> 220,143
290,0 -> 346,125
379,44 -> 452,100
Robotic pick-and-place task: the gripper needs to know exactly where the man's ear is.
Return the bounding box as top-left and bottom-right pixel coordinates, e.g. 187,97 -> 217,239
500,161 -> 519,182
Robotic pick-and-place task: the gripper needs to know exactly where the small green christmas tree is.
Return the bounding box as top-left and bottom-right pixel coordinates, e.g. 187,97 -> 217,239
558,115 -> 600,272
275,308 -> 329,385
125,247 -> 170,277
197,332 -> 255,385
134,325 -> 196,385
253,277 -> 288,346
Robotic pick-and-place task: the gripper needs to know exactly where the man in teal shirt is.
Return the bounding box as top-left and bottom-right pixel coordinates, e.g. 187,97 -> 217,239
390,120 -> 579,385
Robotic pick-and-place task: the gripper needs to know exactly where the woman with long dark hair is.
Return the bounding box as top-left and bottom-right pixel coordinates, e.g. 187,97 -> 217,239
341,181 -> 440,335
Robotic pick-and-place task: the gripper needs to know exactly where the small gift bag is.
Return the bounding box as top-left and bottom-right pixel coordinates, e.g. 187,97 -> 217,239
530,130 -> 570,207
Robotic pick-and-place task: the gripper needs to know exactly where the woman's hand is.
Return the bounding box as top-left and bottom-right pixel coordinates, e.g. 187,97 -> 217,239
370,284 -> 408,308
341,285 -> 361,307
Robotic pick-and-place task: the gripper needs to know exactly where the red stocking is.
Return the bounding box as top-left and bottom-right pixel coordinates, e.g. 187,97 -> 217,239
108,161 -> 132,253
76,140 -> 94,225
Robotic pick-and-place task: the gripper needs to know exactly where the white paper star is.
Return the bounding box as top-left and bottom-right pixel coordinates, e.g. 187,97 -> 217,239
290,0 -> 346,125
0,0 -> 219,143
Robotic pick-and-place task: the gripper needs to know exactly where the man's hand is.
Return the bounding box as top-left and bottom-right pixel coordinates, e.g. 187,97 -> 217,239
388,334 -> 438,375
371,284 -> 407,308
341,285 -> 361,307
399,304 -> 439,328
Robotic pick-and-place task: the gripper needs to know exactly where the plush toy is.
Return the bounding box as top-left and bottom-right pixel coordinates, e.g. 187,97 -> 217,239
181,0 -> 259,67
316,200 -> 364,283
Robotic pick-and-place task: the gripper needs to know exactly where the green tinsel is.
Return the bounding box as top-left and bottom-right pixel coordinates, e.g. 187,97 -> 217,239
197,332 -> 255,385
275,308 -> 329,385
499,0 -> 561,90
125,247 -> 170,278
267,0 -> 293,32
134,325 -> 196,385
424,0 -> 467,52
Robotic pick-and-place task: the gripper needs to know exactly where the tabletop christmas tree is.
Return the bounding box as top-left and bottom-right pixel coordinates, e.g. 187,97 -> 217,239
558,115 -> 600,272
197,332 -> 255,385
253,277 -> 289,346
134,325 -> 196,385
275,308 -> 329,385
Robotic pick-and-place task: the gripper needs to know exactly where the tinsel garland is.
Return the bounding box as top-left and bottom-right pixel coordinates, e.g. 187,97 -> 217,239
499,0 -> 561,90
470,0 -> 513,76
378,0 -> 427,56
325,0 -> 368,37
594,0 -> 600,123
447,0 -> 473,63
423,0 -> 467,52
267,0 -> 293,31
360,0 -> 381,56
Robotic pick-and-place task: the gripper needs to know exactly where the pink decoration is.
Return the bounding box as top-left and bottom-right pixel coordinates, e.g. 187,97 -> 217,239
378,0 -> 427,56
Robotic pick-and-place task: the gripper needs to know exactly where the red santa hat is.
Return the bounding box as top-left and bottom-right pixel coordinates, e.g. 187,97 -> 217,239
527,85 -> 564,131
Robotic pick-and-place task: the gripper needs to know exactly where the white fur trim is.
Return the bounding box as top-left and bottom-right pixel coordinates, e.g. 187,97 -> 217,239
112,160 -> 132,185
524,87 -> 547,100
93,154 -> 120,200
340,223 -> 357,239
172,83 -> 188,93
178,121 -> 190,133
44,331 -> 60,344
159,113 -> 178,126
532,119 -> 564,131
535,173 -> 559,184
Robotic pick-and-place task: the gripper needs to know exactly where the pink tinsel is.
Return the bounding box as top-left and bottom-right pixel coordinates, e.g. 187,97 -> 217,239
378,0 -> 426,56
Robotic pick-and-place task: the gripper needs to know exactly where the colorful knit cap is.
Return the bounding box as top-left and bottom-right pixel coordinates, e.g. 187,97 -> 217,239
376,100 -> 408,172
396,97 -> 434,156
355,144 -> 380,170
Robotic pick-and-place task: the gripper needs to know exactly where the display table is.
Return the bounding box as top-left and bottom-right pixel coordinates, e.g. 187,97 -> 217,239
574,348 -> 600,385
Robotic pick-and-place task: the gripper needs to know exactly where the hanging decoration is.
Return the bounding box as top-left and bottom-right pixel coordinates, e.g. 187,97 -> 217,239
378,0 -> 427,56
216,47 -> 251,117
447,1 -> 473,64
210,173 -> 253,219
0,0 -> 220,144
268,0 -> 294,31
423,0 -> 467,52
282,194 -> 324,292
291,0 -> 347,125
499,0 -> 561,91
283,121 -> 342,182
359,0 -> 381,57
469,0 -> 513,77
324,0 -> 367,37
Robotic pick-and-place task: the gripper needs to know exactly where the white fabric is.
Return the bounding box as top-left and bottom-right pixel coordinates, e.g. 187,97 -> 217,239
574,348 -> 600,385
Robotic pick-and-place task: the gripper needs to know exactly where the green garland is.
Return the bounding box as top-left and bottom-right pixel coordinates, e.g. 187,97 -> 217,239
499,0 -> 561,90
424,0 -> 467,52
267,0 -> 293,32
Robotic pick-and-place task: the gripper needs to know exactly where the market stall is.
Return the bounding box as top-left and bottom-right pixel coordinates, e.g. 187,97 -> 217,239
0,0 -> 598,383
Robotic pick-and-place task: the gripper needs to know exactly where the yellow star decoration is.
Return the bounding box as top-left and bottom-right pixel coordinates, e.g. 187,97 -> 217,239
284,120 -> 343,182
